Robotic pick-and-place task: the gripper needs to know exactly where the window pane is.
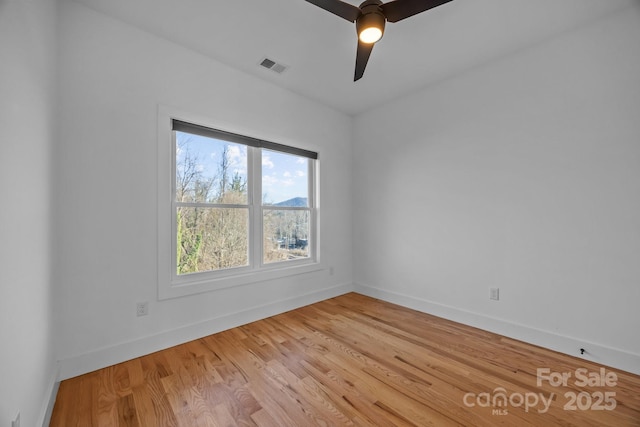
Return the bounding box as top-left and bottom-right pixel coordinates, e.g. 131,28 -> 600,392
176,131 -> 248,204
262,150 -> 309,206
177,206 -> 248,274
263,209 -> 310,263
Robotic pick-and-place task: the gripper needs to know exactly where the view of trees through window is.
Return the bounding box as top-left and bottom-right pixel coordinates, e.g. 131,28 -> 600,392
175,131 -> 311,275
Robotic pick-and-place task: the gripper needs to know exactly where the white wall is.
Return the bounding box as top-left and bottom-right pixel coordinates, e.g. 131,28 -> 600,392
54,0 -> 353,379
0,0 -> 58,425
354,5 -> 640,374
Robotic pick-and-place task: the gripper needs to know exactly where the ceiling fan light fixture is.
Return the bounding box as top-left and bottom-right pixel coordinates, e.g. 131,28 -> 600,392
304,0 -> 454,80
356,11 -> 385,44
359,26 -> 383,44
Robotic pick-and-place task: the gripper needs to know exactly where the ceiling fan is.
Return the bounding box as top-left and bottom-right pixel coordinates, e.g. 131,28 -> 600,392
305,0 -> 453,81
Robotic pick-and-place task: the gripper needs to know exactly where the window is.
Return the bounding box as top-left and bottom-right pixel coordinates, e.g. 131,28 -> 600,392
262,149 -> 312,264
158,111 -> 320,299
175,128 -> 250,274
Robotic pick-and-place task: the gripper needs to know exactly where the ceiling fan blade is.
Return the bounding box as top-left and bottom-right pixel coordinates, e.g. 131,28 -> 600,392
354,40 -> 374,81
304,0 -> 361,22
380,0 -> 453,23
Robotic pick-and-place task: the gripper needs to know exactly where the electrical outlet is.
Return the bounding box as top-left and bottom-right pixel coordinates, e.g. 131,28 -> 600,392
490,288 -> 500,301
12,412 -> 20,427
136,302 -> 148,317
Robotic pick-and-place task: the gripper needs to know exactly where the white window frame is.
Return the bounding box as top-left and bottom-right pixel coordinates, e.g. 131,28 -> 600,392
158,106 -> 321,300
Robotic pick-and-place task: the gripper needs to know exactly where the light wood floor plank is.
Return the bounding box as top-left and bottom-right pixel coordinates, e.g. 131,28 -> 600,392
50,293 -> 640,426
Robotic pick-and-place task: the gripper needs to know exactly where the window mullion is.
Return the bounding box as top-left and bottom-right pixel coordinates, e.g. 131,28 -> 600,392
171,130 -> 178,281
261,206 -> 311,212
249,147 -> 263,269
309,157 -> 317,261
175,202 -> 249,209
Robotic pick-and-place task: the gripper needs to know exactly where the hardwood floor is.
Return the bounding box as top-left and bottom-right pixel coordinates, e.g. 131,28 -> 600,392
50,293 -> 640,426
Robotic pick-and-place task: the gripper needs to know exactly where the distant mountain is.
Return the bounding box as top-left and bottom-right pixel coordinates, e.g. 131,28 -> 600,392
273,197 -> 308,207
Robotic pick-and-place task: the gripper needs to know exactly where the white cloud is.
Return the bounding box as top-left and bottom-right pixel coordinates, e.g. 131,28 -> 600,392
283,171 -> 292,177
296,170 -> 305,177
262,174 -> 278,187
262,155 -> 274,169
296,157 -> 306,164
226,145 -> 243,165
263,174 -> 294,189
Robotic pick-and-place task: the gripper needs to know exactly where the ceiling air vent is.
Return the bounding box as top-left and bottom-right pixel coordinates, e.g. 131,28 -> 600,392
259,57 -> 288,74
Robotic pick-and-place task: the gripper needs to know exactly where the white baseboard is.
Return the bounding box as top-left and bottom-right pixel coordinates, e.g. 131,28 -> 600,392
56,282 -> 639,381
40,370 -> 59,427
354,283 -> 640,376
57,283 -> 354,381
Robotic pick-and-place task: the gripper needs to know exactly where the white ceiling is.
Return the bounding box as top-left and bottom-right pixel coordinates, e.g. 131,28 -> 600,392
71,0 -> 635,116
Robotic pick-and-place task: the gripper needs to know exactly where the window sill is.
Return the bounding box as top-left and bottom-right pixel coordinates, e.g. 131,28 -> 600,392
159,261 -> 325,300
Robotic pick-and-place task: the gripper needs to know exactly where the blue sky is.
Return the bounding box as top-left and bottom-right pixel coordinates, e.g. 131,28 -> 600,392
262,149 -> 308,204
176,132 -> 308,205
